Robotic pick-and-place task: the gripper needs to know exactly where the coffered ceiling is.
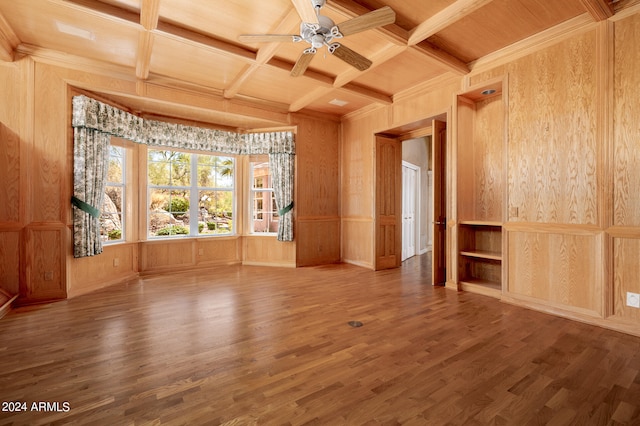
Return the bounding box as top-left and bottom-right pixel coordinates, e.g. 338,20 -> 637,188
0,0 -> 632,129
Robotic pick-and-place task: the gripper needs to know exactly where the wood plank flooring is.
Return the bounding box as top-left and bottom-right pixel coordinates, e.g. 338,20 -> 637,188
1,254 -> 639,425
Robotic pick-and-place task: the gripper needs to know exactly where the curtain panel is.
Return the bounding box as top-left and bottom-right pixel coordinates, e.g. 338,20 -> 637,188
71,95 -> 295,257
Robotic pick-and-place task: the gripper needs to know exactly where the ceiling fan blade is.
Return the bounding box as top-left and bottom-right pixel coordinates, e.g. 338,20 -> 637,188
290,50 -> 315,77
337,6 -> 396,37
290,0 -> 319,24
329,44 -> 372,71
238,34 -> 298,43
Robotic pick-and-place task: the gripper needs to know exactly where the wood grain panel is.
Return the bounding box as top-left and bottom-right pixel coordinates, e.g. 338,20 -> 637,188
296,219 -> 340,267
508,229 -> 601,315
0,231 -> 20,295
33,63 -> 68,223
613,13 -> 640,227
473,95 -> 503,222
68,243 -> 138,298
0,63 -> 21,224
140,240 -> 194,272
140,238 -> 242,273
341,118 -> 374,219
294,117 -> 340,218
341,219 -> 374,269
24,226 -> 66,301
392,78 -> 458,127
611,236 -> 640,323
294,116 -> 340,266
456,98 -> 474,220
507,30 -> 598,225
243,236 -> 295,267
195,237 -> 241,267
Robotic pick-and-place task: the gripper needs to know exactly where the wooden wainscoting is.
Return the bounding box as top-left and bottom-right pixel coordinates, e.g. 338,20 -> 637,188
243,235 -> 296,267
68,243 -> 139,298
139,237 -> 242,275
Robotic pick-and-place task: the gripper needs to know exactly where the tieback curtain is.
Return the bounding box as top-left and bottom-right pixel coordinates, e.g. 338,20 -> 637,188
71,95 -> 295,257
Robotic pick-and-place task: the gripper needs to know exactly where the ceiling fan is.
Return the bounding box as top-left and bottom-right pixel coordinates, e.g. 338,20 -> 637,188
238,0 -> 395,77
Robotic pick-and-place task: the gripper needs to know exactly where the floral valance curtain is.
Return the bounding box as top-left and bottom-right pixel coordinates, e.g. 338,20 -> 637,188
71,95 -> 295,257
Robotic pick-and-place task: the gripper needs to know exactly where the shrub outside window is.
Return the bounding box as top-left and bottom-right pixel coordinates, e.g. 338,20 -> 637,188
250,160 -> 279,233
148,149 -> 234,237
101,145 -> 125,243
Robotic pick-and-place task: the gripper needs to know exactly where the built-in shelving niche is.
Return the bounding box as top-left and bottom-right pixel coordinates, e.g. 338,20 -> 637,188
455,77 -> 507,298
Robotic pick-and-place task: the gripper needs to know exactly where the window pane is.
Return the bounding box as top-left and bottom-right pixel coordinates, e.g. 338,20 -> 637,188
171,153 -> 191,186
199,190 -> 233,234
149,188 -> 190,237
101,147 -> 125,243
252,190 -> 278,233
148,149 -> 191,186
215,156 -> 234,188
107,146 -> 124,184
252,161 -> 270,189
148,160 -> 171,186
101,185 -> 123,241
250,160 -> 277,233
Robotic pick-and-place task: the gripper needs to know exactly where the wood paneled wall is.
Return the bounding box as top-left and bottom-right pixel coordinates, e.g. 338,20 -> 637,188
507,30 -> 599,225
294,115 -> 341,267
342,12 -> 640,336
610,12 -> 640,328
0,57 -> 341,303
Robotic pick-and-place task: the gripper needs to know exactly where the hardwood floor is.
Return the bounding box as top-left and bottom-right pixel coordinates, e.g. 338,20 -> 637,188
1,254 -> 639,425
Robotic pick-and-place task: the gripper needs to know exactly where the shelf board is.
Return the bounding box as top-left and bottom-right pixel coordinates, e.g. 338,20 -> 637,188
459,279 -> 502,298
459,220 -> 502,227
460,250 -> 502,261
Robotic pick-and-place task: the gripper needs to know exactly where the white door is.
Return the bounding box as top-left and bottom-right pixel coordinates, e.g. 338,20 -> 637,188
402,162 -> 419,261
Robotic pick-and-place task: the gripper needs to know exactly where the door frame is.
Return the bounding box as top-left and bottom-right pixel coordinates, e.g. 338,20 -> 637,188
375,110 -> 451,286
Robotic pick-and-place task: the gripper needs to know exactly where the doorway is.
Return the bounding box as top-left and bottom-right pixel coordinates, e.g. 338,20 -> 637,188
375,115 -> 448,286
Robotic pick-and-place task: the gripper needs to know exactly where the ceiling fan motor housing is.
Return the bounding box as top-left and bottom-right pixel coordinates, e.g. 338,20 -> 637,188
300,14 -> 337,46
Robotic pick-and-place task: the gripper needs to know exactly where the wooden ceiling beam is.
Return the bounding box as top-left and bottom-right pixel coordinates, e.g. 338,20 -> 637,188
413,41 -> 469,75
135,0 -> 160,80
407,0 -> 494,45
154,21 -> 256,61
57,0 -> 139,26
341,82 -> 392,104
225,8 -> 301,99
135,31 -> 154,80
140,0 -> 161,30
580,0 -> 614,20
328,0 -> 408,45
0,10 -> 19,62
